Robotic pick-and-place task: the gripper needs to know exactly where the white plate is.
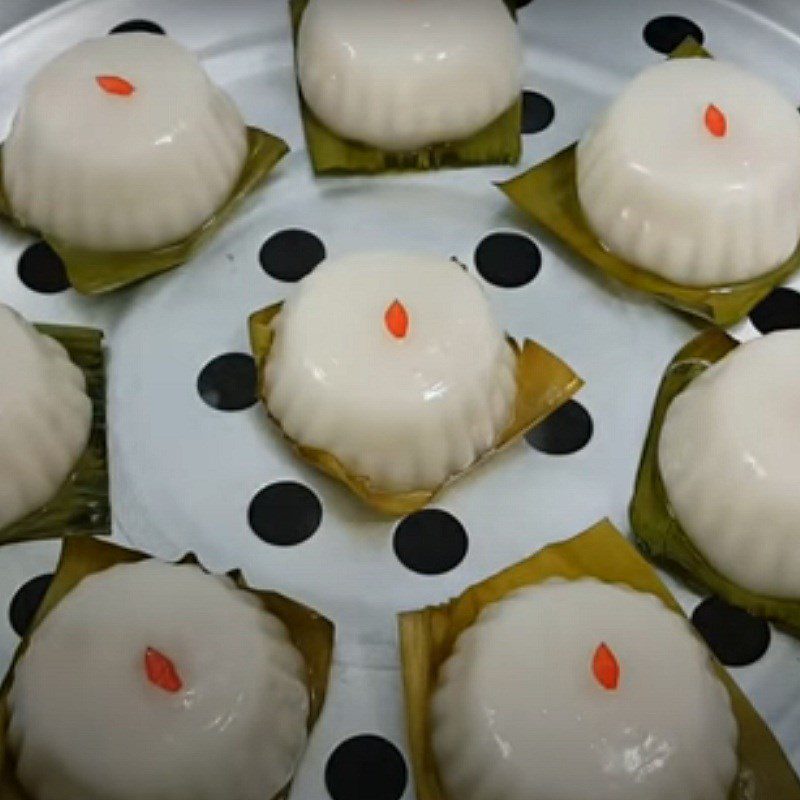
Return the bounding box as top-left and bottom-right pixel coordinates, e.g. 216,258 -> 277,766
1,1 -> 800,798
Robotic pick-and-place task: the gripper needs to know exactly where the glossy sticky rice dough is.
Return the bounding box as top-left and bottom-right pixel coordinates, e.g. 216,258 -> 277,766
0,304 -> 91,529
659,331 -> 800,598
577,59 -> 800,286
8,560 -> 310,800
432,579 -> 738,800
3,33 -> 247,251
296,0 -> 522,150
265,252 -> 517,492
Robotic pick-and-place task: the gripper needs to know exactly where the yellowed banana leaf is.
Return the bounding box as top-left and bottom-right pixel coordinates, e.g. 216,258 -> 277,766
249,302 -> 583,516
496,37 -> 800,326
399,519 -> 800,800
630,328 -> 800,633
288,0 -> 521,173
0,127 -> 288,294
0,536 -> 334,800
0,324 -> 108,546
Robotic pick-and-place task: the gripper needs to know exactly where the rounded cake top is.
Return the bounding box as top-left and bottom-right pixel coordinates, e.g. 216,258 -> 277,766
0,304 -> 78,412
658,331 -> 800,597
9,559 -> 309,800
272,252 -> 510,406
296,0 -> 522,149
590,58 -> 800,194
432,578 -> 737,800
690,332 -> 800,479
14,34 -> 237,160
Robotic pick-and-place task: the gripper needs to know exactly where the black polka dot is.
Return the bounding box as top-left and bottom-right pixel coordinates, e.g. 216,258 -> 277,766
325,735 -> 408,800
522,91 -> 555,134
475,232 -> 541,288
197,353 -> 257,411
259,229 -> 326,282
9,574 -> 53,637
525,399 -> 593,455
248,481 -> 322,546
749,287 -> 800,333
18,241 -> 70,294
394,509 -> 468,575
692,596 -> 771,667
643,15 -> 704,54
109,19 -> 165,35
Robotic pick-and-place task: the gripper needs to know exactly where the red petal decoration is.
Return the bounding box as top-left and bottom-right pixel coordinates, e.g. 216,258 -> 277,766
592,642 -> 620,690
704,103 -> 727,138
144,647 -> 183,693
385,299 -> 409,339
96,75 -> 135,97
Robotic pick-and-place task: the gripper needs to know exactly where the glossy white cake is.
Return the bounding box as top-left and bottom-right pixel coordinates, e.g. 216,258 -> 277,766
296,0 -> 522,150
265,252 -> 517,492
432,579 -> 737,800
3,34 -> 247,252
577,58 -> 800,286
659,331 -> 800,598
8,560 -> 309,800
0,305 -> 91,530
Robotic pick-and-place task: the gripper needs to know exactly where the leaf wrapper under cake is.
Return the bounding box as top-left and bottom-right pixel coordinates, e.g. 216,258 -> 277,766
0,536 -> 334,800
630,328 -> 800,633
496,38 -> 800,326
398,519 -> 800,800
249,302 -> 583,516
288,0 -> 522,173
0,127 -> 288,294
0,324 -> 108,547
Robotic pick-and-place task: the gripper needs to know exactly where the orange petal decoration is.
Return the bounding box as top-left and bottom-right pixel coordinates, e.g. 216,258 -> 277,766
385,299 -> 409,339
592,642 -> 620,691
144,647 -> 183,693
96,75 -> 135,97
704,103 -> 727,138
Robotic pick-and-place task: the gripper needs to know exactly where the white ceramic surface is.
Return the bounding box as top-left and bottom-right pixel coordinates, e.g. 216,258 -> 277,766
8,560 -> 308,800
0,2 -> 799,799
296,0 -> 522,150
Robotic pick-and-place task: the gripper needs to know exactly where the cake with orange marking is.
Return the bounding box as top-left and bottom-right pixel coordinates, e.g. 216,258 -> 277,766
431,579 -> 738,800
576,58 -> 800,285
7,560 -> 309,800
264,251 -> 517,492
2,33 -> 247,251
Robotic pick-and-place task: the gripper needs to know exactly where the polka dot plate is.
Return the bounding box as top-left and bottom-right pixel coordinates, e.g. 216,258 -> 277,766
2,1 -> 800,797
